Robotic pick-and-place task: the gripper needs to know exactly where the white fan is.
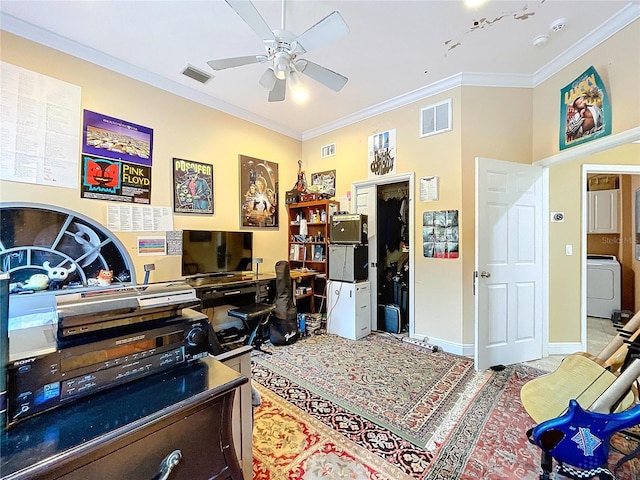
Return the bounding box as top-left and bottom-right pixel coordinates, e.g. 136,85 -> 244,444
208,0 -> 349,102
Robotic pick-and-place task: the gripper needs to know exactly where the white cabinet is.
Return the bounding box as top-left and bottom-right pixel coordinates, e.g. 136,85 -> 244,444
326,280 -> 371,340
588,189 -> 620,234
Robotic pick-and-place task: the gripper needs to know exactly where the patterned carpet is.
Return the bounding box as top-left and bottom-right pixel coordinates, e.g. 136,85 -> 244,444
252,333 -> 477,448
252,333 -> 637,479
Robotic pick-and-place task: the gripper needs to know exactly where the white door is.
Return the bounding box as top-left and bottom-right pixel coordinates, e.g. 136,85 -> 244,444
475,157 -> 545,371
355,186 -> 378,331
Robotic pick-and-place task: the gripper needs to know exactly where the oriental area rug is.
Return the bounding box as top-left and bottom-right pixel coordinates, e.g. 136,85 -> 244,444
251,333 -> 637,479
252,333 -> 478,449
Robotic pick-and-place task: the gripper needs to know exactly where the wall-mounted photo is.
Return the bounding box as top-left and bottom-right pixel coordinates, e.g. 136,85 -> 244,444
559,66 -> 611,150
173,158 -> 213,214
310,169 -> 336,198
423,209 -> 459,259
239,155 -> 278,228
368,129 -> 396,178
83,110 -> 153,166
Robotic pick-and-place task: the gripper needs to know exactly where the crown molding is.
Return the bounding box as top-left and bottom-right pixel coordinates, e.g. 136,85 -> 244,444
301,72 -> 537,141
532,3 -> 640,86
534,127 -> 640,167
3,3 -> 638,143
302,3 -> 640,141
0,13 -> 302,140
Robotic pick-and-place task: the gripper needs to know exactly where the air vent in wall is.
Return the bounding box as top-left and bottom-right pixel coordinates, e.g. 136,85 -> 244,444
321,143 -> 336,158
420,99 -> 452,138
182,65 -> 213,84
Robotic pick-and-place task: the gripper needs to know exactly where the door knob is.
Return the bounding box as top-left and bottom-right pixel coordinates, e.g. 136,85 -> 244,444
480,271 -> 491,278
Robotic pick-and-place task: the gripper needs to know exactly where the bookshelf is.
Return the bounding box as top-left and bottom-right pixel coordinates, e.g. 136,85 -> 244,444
287,199 -> 339,312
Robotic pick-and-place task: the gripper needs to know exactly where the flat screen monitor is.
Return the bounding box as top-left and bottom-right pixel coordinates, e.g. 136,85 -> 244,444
181,230 -> 253,277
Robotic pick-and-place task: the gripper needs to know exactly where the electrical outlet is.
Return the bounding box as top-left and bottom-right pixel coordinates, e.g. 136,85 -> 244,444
551,212 -> 565,222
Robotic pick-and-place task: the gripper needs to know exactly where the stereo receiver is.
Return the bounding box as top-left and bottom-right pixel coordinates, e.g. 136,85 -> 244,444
7,308 -> 209,425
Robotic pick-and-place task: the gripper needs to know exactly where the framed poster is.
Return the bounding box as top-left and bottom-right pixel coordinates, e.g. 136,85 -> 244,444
173,158 -> 213,214
81,154 -> 151,204
368,129 -> 396,178
422,209 -> 458,259
559,66 -> 611,150
239,155 -> 278,228
83,110 -> 153,166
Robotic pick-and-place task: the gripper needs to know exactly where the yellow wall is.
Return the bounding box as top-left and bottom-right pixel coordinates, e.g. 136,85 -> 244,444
302,90 -> 464,345
533,19 -> 640,344
2,17 -> 638,352
302,86 -> 534,348
533,20 -> 640,160
459,86 -> 534,344
546,145 -> 639,342
0,32 -> 301,283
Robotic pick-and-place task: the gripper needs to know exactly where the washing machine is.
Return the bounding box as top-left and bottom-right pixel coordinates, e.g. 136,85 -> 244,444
586,255 -> 621,318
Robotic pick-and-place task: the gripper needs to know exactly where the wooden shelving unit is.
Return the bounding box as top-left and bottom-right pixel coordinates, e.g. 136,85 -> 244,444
287,199 -> 339,312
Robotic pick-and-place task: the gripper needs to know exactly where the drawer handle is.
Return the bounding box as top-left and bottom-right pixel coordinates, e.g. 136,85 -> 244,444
155,449 -> 182,480
224,290 -> 242,296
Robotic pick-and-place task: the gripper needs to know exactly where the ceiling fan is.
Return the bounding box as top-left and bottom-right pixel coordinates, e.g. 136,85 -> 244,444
207,0 -> 349,102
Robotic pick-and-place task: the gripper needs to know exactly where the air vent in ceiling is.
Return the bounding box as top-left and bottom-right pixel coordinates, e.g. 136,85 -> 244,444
420,99 -> 452,138
182,65 -> 213,84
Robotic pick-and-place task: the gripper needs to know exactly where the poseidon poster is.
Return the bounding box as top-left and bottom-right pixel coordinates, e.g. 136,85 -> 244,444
173,158 -> 213,214
559,66 -> 611,150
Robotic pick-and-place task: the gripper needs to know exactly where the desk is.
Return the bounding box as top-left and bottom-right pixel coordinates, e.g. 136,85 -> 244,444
187,272 -> 276,310
1,357 -> 247,480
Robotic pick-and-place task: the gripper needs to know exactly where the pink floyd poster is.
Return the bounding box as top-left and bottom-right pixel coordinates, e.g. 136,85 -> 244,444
80,154 -> 151,203
560,66 -> 611,150
82,110 -> 153,166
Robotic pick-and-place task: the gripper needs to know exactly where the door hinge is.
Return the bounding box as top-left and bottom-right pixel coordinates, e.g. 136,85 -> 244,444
473,270 -> 478,296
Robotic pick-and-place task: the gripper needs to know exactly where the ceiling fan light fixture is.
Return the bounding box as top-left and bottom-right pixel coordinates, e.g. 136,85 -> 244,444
288,70 -> 308,103
259,67 -> 277,91
273,53 -> 290,80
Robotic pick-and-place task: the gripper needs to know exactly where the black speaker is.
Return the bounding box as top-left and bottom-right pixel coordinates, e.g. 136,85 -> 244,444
328,244 -> 368,282
0,272 -> 9,430
330,214 -> 368,244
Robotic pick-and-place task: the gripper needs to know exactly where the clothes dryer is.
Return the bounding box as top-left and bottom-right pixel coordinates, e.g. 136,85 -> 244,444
586,255 -> 621,319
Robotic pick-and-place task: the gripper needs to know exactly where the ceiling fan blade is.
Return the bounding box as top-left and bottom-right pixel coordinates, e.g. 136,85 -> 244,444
207,55 -> 267,71
225,0 -> 275,40
268,78 -> 286,102
296,11 -> 349,53
259,68 -> 277,91
296,60 -> 348,92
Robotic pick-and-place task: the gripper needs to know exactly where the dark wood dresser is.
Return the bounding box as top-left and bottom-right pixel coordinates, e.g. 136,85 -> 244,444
1,356 -> 247,480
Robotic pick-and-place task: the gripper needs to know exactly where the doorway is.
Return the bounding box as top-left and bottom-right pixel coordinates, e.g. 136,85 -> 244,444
582,164 -> 640,350
353,173 -> 415,336
376,182 -> 410,332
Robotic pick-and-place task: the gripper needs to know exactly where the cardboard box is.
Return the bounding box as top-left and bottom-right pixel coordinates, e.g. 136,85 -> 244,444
588,175 -> 618,191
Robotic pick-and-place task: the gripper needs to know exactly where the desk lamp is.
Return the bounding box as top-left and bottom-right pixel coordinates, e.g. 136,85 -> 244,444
253,257 -> 263,277
143,264 -> 155,284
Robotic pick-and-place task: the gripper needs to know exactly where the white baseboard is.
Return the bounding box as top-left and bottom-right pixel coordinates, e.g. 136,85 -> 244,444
405,335 -> 580,360
546,342 -> 583,356
410,334 -> 474,357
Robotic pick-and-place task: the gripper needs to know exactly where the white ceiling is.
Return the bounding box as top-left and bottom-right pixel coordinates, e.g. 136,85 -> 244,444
1,1 -> 638,140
